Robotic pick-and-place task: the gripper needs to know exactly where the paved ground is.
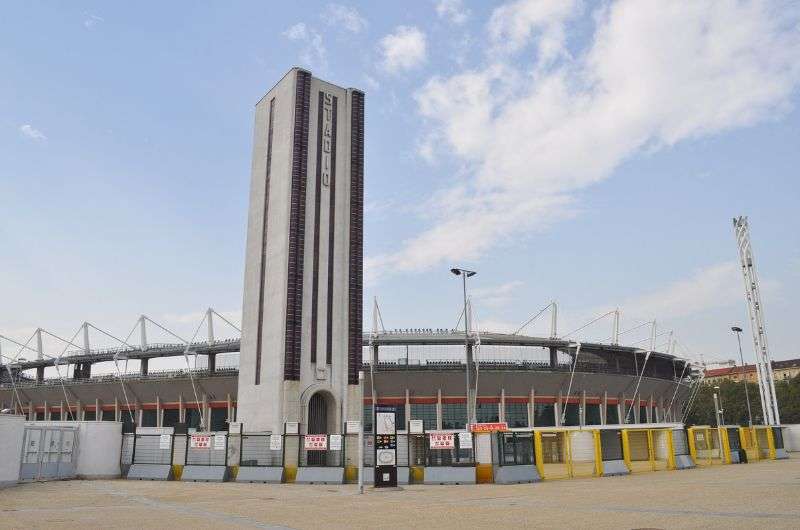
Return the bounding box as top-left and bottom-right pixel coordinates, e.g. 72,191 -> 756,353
1,458 -> 798,529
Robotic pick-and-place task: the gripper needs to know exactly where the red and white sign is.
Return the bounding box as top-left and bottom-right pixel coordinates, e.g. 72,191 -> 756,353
304,434 -> 327,451
469,422 -> 508,433
190,434 -> 211,449
429,433 -> 455,449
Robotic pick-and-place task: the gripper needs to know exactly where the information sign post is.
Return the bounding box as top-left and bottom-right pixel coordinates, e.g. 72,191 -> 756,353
374,405 -> 397,487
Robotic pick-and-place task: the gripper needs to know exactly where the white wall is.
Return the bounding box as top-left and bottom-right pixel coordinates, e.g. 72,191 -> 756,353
783,424 -> 800,452
27,421 -> 123,479
0,414 -> 24,488
75,421 -> 122,478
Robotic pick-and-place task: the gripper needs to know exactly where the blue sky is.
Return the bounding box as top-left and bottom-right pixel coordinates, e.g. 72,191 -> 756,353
1,1 -> 799,369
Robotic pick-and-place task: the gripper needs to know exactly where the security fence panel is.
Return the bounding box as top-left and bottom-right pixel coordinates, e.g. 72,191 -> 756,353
536,431 -> 570,479
408,434 -> 426,466
396,434 -> 409,467
426,432 -> 475,467
19,426 -> 79,481
739,427 -> 759,462
601,430 -> 623,461
172,434 -> 187,465
726,428 -> 742,452
624,430 -> 653,473
569,431 -> 599,477
227,434 -> 241,466
651,429 -> 672,470
360,435 -> 374,467
343,433 -> 361,470
755,427 -> 772,460
20,428 -> 42,480
688,427 -> 722,466
186,432 -> 228,466
240,435 -> 283,467
298,435 -> 344,467
120,433 -> 135,465
133,434 -> 173,465
707,428 -> 723,464
497,432 -> 535,466
672,429 -> 689,456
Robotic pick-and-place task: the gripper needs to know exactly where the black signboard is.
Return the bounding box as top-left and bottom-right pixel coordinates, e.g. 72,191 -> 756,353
374,404 -> 397,487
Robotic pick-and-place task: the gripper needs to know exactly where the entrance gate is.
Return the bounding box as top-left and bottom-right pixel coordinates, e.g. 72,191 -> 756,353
19,425 -> 79,481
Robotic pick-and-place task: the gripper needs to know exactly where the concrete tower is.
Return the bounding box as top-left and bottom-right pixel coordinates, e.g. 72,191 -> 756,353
237,68 -> 364,434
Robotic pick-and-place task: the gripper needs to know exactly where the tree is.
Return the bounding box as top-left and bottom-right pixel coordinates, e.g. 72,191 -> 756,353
685,374 -> 800,425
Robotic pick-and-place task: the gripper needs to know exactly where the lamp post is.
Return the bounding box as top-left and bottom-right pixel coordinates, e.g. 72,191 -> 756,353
714,385 -> 725,425
731,326 -> 753,427
451,267 -> 476,426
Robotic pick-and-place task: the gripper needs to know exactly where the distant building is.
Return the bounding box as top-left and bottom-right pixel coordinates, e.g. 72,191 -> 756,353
704,358 -> 800,383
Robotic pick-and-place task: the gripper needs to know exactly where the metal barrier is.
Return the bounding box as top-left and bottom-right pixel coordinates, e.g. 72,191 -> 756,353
19,425 -> 79,481
622,428 -> 671,472
185,432 -> 228,466
239,434 -> 283,467
688,427 -> 723,466
772,426 -> 787,458
672,429 -> 689,457
298,434 -> 344,467
753,426 -> 775,460
121,433 -> 135,465
425,432 -> 474,466
497,432 -> 535,466
535,431 -> 570,479
569,430 -> 601,477
132,433 -> 174,465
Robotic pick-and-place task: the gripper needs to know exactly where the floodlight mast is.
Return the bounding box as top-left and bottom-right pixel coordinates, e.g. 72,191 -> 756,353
733,216 -> 780,425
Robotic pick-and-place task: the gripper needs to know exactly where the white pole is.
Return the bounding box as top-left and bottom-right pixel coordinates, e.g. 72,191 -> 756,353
550,301 -> 558,338
612,309 -> 620,345
358,370 -> 365,494
139,316 -> 148,351
36,328 -> 43,360
83,322 -> 90,354
206,308 -> 215,344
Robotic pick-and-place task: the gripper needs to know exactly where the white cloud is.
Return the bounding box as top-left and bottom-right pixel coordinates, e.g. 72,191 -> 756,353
436,0 -> 471,25
488,0 -> 579,62
471,280 -> 525,308
84,14 -> 104,29
283,22 -> 308,41
283,23 -> 327,70
619,262 -> 742,322
363,74 -> 380,90
19,124 -> 47,141
379,26 -> 427,74
324,4 -> 367,33
369,0 -> 800,281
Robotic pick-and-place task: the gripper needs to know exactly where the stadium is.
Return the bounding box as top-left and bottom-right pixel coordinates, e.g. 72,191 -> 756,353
0,68 -> 789,487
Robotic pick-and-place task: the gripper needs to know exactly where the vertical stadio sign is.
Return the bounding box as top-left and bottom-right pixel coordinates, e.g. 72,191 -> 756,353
374,405 -> 397,488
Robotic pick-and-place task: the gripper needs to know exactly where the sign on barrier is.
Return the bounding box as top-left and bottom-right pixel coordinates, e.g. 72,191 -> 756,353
214,434 -> 226,450
305,434 -> 327,450
270,434 -> 282,451
469,422 -> 508,433
159,434 -> 171,450
191,434 -> 211,449
430,433 -> 455,449
458,432 -> 473,449
329,435 -> 343,451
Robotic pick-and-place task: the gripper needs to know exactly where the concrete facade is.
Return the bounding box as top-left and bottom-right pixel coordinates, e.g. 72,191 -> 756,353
0,414 -> 24,488
238,68 -> 364,434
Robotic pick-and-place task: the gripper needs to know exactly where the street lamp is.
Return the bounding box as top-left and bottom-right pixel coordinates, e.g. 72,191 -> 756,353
451,268 -> 477,426
731,326 -> 753,427
714,385 -> 725,425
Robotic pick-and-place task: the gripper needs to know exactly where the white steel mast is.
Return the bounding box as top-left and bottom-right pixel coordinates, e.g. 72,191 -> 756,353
733,216 -> 780,425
